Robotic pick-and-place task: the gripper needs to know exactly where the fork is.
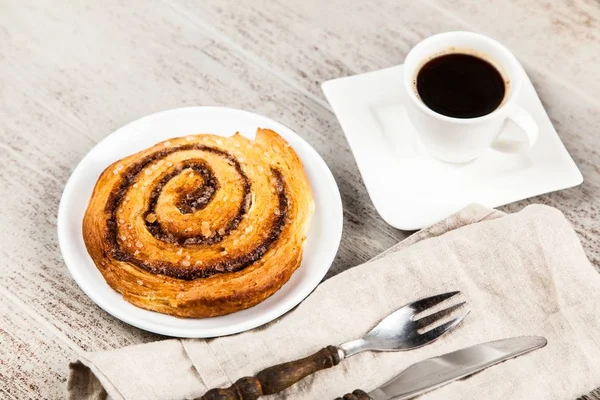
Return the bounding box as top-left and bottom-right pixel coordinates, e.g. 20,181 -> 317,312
200,291 -> 468,400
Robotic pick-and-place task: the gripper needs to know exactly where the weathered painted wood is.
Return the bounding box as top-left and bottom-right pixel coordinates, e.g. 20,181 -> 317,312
0,292 -> 77,399
429,0 -> 600,98
0,75 -> 165,351
0,0 -> 598,398
169,0 -> 600,98
0,0 -> 404,361
168,0 -> 600,269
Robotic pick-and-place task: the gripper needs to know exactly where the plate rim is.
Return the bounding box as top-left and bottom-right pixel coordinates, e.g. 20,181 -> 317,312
57,106 -> 343,338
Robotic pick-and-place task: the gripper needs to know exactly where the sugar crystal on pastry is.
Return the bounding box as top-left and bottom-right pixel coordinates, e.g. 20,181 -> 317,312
82,128 -> 313,318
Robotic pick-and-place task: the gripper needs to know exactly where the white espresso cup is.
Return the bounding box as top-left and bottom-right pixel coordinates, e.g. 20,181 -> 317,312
403,31 -> 539,163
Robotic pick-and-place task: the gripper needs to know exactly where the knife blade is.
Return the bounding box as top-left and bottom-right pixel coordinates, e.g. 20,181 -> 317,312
367,336 -> 547,400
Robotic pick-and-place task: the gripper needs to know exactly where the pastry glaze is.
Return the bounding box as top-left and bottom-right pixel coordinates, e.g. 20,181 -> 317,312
83,129 -> 314,318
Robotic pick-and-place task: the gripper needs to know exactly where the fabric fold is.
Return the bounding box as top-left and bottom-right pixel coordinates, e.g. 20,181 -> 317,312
67,204 -> 600,400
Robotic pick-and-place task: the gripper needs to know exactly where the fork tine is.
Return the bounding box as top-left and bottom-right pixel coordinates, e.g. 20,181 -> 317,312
420,311 -> 470,341
410,291 -> 461,313
414,301 -> 467,329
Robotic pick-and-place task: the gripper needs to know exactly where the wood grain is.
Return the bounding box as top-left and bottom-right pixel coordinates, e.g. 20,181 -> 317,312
0,292 -> 77,400
335,389 -> 371,400
0,0 -> 598,398
0,74 -> 165,351
169,0 -> 600,269
429,0 -> 600,97
0,0 -> 405,362
200,346 -> 341,400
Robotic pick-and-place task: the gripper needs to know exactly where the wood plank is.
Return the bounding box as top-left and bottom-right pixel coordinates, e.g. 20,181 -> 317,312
0,292 -> 77,400
0,0 -> 406,357
0,78 -> 165,351
167,0 -> 453,98
0,0 -> 597,398
168,0 -> 600,98
427,0 -> 600,98
167,0 -> 600,269
0,0 -> 406,261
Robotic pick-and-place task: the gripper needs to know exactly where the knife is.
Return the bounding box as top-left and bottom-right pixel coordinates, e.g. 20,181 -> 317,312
335,336 -> 547,400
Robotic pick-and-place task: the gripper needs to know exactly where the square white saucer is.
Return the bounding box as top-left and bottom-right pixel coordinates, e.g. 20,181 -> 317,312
322,65 -> 583,230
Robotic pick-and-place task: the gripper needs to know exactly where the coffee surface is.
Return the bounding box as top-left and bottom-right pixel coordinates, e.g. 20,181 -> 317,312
416,53 -> 506,119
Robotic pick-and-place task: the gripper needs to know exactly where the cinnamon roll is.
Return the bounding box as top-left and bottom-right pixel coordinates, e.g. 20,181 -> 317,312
82,128 -> 314,318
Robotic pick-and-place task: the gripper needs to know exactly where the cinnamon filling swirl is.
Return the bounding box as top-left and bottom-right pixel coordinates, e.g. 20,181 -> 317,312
103,144 -> 288,280
83,129 -> 314,318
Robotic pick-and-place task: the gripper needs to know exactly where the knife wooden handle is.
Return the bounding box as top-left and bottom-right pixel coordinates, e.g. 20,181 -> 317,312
335,389 -> 372,400
199,345 -> 341,400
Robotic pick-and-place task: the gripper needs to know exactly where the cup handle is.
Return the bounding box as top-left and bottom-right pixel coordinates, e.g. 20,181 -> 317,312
492,106 -> 539,152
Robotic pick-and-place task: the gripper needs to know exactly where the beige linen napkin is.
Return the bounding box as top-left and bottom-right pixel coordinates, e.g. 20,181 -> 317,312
67,204 -> 600,400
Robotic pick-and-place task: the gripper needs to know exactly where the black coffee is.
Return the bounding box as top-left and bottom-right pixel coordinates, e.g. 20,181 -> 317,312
416,53 -> 506,118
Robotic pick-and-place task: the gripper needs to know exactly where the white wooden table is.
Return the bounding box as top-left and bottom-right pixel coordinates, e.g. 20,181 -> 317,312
1,1 -> 598,398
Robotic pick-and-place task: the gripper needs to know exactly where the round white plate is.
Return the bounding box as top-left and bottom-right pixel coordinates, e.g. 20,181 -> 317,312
57,106 -> 343,338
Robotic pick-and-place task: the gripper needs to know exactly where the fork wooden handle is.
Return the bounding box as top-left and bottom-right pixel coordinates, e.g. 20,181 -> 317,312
335,389 -> 372,400
199,345 -> 341,400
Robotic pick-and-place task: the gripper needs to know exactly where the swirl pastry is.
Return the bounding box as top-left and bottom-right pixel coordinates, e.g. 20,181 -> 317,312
83,128 -> 314,318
